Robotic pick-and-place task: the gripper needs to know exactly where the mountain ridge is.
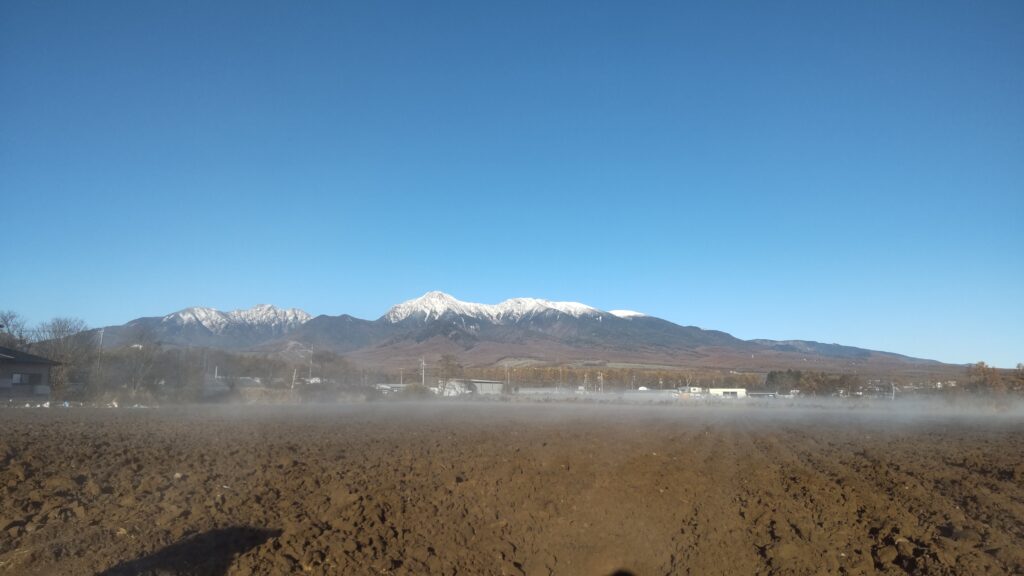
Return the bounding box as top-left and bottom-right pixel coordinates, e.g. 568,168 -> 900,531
89,292 -> 952,376
382,291 -> 606,324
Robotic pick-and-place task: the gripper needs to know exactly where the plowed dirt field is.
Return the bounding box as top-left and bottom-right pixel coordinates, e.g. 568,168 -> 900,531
1,403 -> 1022,575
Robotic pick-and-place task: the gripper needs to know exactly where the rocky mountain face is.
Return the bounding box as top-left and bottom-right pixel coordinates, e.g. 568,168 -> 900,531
92,292 -> 945,374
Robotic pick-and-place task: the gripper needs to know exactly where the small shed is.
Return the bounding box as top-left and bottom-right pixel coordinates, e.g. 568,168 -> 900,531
0,346 -> 58,400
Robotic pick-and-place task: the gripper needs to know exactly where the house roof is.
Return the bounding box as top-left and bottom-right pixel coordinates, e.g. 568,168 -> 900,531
0,346 -> 59,365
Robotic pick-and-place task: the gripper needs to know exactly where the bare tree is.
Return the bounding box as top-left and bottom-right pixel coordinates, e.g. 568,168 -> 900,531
122,324 -> 161,397
155,347 -> 205,402
967,361 -> 1006,395
33,317 -> 92,399
683,372 -> 696,389
311,350 -> 356,387
0,310 -> 30,350
311,350 -> 337,382
437,354 -> 463,395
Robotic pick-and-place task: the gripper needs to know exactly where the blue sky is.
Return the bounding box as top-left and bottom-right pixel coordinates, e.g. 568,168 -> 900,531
2,1 -> 1021,367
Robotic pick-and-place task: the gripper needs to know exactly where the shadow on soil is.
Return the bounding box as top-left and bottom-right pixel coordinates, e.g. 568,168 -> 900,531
100,526 -> 280,576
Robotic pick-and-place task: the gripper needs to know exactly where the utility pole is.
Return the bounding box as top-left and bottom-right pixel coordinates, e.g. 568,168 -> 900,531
420,357 -> 426,387
400,368 -> 403,386
93,328 -> 105,389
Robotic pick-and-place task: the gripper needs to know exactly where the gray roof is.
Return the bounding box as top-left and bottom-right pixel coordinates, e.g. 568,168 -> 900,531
0,346 -> 59,365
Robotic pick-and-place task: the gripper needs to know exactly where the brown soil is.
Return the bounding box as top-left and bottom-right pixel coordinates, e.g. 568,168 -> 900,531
1,403 -> 1022,575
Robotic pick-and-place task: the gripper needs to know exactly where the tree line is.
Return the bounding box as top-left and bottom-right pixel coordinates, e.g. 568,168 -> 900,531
763,370 -> 866,396
963,362 -> 1024,395
763,364 -> 1024,397
4,310 -> 1022,401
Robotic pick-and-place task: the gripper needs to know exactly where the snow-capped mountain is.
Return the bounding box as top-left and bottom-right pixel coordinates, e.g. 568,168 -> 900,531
98,304 -> 313,349
90,291 -> 946,374
163,304 -> 311,334
162,307 -> 232,333
382,291 -> 605,324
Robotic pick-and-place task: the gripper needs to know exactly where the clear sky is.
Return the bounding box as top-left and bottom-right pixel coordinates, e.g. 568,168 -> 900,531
2,1 -> 1021,367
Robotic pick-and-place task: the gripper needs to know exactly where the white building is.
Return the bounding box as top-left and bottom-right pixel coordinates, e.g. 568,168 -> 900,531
674,386 -> 706,400
708,388 -> 747,399
469,380 -> 505,395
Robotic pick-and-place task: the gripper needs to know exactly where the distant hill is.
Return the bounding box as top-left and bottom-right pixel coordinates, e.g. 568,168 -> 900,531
90,291 -> 955,377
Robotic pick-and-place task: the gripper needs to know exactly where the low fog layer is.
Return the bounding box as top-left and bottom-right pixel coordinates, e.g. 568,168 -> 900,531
78,395 -> 1024,430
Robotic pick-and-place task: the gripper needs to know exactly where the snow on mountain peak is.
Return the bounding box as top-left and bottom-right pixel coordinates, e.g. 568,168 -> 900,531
383,291 -> 492,323
382,292 -> 604,324
495,298 -> 600,320
609,310 -> 647,319
163,304 -> 311,333
164,307 -> 229,332
228,304 -> 312,326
